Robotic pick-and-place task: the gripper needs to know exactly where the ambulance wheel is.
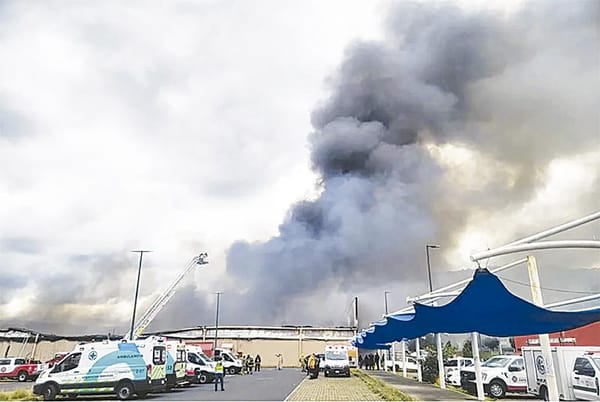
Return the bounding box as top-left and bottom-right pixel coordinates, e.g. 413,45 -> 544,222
42,384 -> 58,401
17,371 -> 28,382
227,367 -> 236,375
116,381 -> 134,400
488,380 -> 506,399
198,372 -> 209,384
539,385 -> 549,401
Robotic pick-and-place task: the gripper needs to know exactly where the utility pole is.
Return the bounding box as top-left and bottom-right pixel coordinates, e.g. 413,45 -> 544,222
130,250 -> 152,340
213,292 -> 222,352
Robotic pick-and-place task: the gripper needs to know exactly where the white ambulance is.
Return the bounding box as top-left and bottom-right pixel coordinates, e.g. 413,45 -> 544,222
460,355 -> 527,398
214,347 -> 243,374
33,340 -> 151,400
133,336 -> 167,392
185,346 -> 216,384
523,346 -> 600,400
323,345 -> 351,377
164,341 -> 188,390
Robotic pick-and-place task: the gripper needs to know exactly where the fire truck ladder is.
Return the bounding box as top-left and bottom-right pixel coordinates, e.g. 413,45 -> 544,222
129,253 -> 209,340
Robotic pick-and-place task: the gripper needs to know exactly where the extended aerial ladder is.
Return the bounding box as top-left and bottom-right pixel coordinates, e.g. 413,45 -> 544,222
127,253 -> 209,340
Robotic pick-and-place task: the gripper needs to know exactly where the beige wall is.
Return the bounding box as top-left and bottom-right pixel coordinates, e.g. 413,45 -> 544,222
1,338 -> 351,367
1,340 -> 79,362
217,338 -> 352,368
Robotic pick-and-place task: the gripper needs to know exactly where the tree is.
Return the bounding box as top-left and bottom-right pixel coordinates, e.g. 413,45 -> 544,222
421,339 -> 458,384
483,337 -> 500,351
462,340 -> 473,358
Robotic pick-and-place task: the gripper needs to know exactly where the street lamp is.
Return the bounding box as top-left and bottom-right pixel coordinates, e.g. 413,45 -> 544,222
425,245 -> 440,293
213,292 -> 222,352
384,291 -> 390,315
130,250 -> 152,340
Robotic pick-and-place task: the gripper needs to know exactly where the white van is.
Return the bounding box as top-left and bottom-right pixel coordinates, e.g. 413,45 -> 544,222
214,348 -> 242,374
165,341 -> 188,390
33,340 -> 151,401
323,345 -> 350,377
186,346 -> 216,384
133,337 -> 167,392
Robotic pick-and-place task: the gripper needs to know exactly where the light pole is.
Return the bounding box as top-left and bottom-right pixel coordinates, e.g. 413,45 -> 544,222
384,291 -> 390,315
130,250 -> 152,340
425,245 -> 440,292
425,244 -> 445,389
213,292 -> 222,352
384,291 -> 395,373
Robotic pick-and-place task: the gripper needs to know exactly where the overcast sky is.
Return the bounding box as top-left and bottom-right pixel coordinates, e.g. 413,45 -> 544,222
1,0 -> 599,335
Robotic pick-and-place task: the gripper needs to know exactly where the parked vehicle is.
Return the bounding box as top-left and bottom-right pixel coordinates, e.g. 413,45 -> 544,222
33,340 -> 151,401
384,355 -> 419,372
461,355 -> 527,398
0,357 -> 40,382
213,348 -> 242,374
323,345 -> 350,377
165,341 -> 188,390
186,346 -> 216,384
134,336 -> 167,392
445,357 -> 474,386
523,346 -> 600,400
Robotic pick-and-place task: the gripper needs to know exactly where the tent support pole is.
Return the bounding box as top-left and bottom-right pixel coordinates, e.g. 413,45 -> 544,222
416,338 -> 422,382
436,333 -> 446,388
401,341 -> 407,377
527,255 -> 559,401
391,342 -> 396,373
471,332 -> 484,401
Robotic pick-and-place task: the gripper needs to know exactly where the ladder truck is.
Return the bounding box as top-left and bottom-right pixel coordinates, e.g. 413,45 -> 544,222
127,253 -> 209,340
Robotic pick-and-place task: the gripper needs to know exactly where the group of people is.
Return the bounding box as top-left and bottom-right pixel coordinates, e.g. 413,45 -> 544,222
242,354 -> 262,374
299,353 -> 321,379
358,353 -> 384,370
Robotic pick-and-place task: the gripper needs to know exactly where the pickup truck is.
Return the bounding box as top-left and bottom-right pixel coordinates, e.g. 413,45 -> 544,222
0,357 -> 40,382
461,355 -> 527,398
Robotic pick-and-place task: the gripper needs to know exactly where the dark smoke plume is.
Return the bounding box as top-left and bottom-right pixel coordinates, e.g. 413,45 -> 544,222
224,1 -> 599,325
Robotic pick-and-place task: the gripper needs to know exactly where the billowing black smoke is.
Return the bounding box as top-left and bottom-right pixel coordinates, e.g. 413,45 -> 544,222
223,1 -> 600,325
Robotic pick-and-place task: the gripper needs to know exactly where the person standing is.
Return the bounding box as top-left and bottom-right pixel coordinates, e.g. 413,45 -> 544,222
255,354 -> 261,372
358,354 -> 363,369
276,353 -> 283,370
214,357 -> 225,392
375,353 -> 380,370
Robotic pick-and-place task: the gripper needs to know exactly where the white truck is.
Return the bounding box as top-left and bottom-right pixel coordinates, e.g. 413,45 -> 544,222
323,345 -> 350,377
460,355 -> 527,398
384,355 -> 419,372
33,340 -> 151,401
445,357 -> 474,386
523,346 -> 600,400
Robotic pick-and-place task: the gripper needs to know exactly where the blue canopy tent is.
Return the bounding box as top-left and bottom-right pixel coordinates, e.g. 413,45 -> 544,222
357,268 -> 600,345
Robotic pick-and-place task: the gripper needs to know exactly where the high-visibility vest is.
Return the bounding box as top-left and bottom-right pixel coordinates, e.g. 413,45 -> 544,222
215,361 -> 224,374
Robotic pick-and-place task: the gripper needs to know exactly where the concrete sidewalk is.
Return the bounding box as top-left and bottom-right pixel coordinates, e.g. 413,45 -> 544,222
369,371 -> 475,401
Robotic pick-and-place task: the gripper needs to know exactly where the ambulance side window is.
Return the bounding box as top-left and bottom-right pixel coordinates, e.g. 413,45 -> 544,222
56,353 -> 82,372
223,354 -> 233,362
0,359 -> 10,365
153,347 -> 166,365
15,359 -> 26,365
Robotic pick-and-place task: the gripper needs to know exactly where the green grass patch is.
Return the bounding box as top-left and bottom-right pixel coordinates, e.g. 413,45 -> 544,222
0,388 -> 41,400
352,369 -> 415,401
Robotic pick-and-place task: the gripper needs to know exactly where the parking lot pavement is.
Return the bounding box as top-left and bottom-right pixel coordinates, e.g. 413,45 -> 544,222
286,374 -> 381,401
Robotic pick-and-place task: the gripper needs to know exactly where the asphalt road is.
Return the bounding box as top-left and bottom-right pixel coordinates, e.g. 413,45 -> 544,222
0,368 -> 305,401
157,368 -> 305,401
